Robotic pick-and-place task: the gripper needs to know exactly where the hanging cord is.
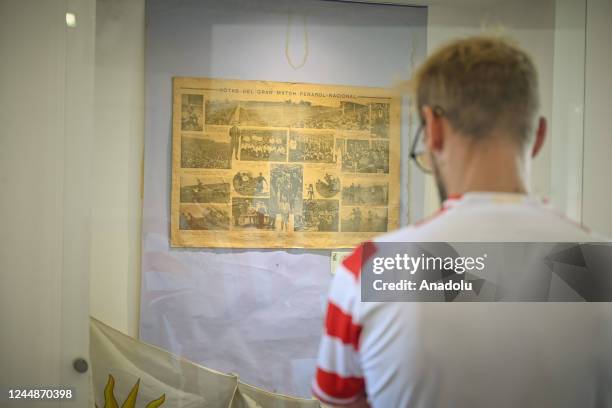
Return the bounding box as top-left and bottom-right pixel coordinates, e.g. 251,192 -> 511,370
285,12 -> 309,70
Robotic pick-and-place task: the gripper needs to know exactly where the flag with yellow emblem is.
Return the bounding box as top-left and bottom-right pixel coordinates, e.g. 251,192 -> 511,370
90,318 -> 322,408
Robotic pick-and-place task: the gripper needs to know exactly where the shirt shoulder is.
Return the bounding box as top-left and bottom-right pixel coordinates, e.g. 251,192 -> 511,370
376,197 -> 609,243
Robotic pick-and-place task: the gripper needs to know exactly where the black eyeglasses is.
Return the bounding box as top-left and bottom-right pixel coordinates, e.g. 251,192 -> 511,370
409,123 -> 431,173
409,106 -> 445,174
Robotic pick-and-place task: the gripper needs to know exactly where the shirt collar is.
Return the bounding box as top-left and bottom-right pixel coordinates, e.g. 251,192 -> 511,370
442,191 -> 540,209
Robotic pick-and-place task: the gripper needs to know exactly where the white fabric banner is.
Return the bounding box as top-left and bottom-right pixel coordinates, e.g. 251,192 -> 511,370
91,317 -> 321,407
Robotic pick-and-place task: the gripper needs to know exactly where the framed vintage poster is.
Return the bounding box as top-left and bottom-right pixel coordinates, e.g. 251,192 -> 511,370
171,77 -> 401,249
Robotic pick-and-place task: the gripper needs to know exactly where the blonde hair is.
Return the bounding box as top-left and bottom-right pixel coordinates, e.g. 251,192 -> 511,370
412,36 -> 539,143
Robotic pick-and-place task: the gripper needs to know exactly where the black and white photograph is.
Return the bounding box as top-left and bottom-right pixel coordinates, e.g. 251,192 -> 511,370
239,130 -> 287,162
206,99 -> 285,127
232,170 -> 269,197
294,199 -> 339,232
205,98 -> 370,130
181,134 -> 232,169
270,164 -> 303,214
303,169 -> 340,200
370,102 -> 390,138
341,181 -> 388,205
315,173 -> 341,198
342,139 -> 389,173
179,204 -> 230,230
340,206 -> 388,232
370,140 -> 390,173
231,197 -> 275,230
228,121 -> 241,160
180,175 -> 230,203
181,94 -> 204,131
288,131 -> 335,163
341,139 -> 369,172
334,138 -> 345,163
337,101 -> 370,130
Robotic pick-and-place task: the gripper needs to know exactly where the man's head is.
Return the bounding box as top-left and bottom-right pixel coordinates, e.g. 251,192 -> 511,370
412,36 -> 547,201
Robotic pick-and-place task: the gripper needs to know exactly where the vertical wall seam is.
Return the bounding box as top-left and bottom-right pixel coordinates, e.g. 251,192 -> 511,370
580,0 -> 588,226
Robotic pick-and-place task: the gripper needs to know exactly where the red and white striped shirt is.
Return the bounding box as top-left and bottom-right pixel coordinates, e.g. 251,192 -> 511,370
313,192 -> 609,407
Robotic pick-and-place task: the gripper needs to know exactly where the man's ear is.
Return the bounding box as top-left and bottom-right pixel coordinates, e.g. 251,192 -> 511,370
531,117 -> 547,158
422,106 -> 444,152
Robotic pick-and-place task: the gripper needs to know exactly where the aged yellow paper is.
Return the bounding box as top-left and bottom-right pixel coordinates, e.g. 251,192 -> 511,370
171,77 -> 401,249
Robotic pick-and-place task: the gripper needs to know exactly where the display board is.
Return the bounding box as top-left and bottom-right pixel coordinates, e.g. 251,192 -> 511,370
171,77 -> 401,248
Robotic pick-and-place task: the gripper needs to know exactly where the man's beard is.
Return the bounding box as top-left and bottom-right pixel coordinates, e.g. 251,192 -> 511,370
431,153 -> 447,203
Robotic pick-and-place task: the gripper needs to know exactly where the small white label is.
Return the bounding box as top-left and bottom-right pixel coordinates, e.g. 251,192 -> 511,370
330,251 -> 351,275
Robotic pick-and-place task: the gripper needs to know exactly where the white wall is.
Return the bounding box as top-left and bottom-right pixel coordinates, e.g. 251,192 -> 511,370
412,0 -> 612,237
550,0 -> 586,223
89,0 -> 145,337
0,0 -> 94,406
583,0 -> 612,237
421,0 -> 556,214
0,2 -> 66,399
